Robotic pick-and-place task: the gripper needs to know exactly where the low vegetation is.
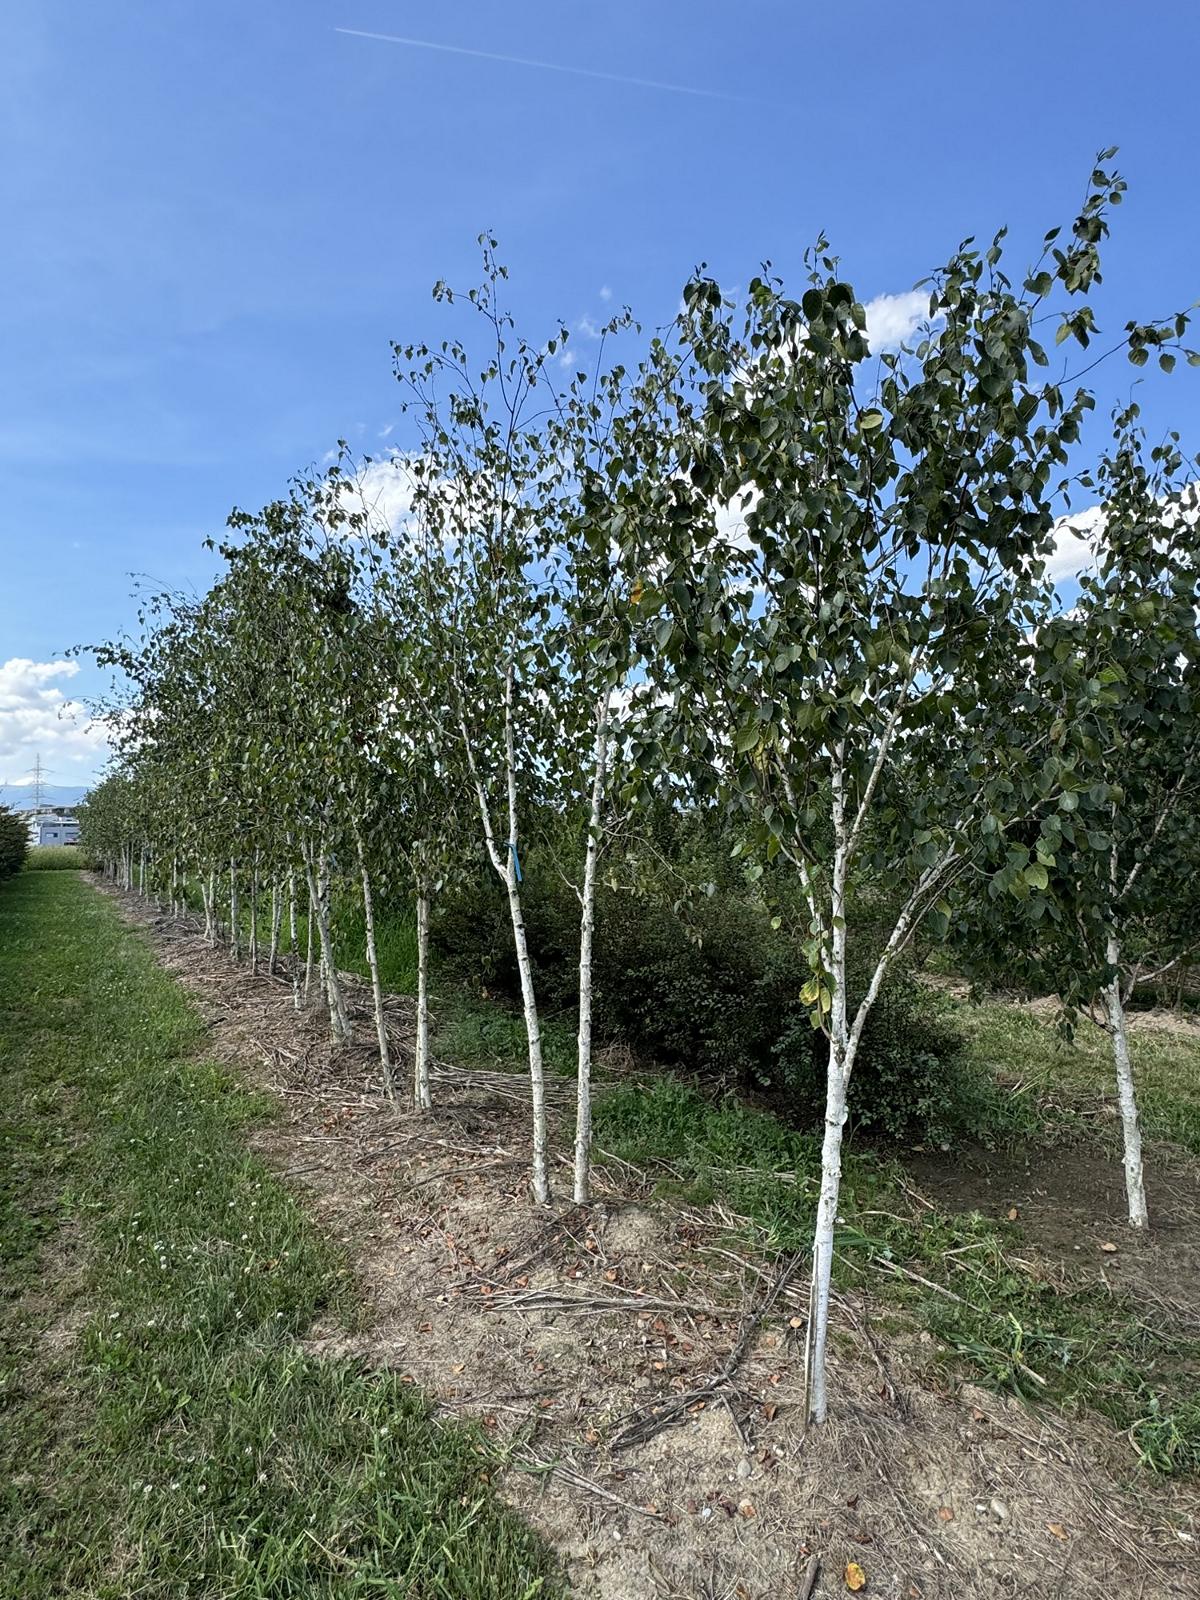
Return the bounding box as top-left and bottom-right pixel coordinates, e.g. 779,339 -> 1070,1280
0,871 -> 563,1599
23,845 -> 83,871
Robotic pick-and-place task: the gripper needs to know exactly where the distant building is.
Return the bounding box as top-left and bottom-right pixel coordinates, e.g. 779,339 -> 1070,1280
26,809 -> 80,847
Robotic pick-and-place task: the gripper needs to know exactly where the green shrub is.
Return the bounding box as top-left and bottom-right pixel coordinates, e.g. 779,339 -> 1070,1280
0,806 -> 28,880
434,865 -> 988,1146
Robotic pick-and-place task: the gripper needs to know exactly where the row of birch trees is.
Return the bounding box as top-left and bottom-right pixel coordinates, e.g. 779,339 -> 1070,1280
81,159 -> 1200,1423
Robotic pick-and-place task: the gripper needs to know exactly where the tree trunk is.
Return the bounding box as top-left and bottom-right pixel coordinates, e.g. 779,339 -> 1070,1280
461,659 -> 550,1203
354,828 -> 393,1094
288,871 -> 301,1011
305,846 -> 350,1043
805,758 -> 850,1427
805,1041 -> 849,1426
229,859 -> 241,961
504,872 -> 550,1205
1105,933 -> 1149,1228
206,868 -> 217,943
248,857 -> 259,975
414,885 -> 432,1111
574,690 -> 612,1205
268,884 -> 282,975
303,877 -> 315,1007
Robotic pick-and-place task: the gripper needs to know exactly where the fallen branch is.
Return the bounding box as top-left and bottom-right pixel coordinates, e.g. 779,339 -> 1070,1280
609,1248 -> 806,1452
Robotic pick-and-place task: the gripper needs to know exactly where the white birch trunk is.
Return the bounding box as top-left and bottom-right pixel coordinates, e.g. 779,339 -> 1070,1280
228,859 -> 240,961
573,690 -> 612,1205
805,1039 -> 850,1427
505,872 -> 550,1204
139,850 -> 147,896
305,846 -> 350,1043
414,885 -> 432,1111
288,871 -> 301,1010
303,877 -> 315,1007
1105,932 -> 1149,1229
460,660 -> 550,1203
354,827 -> 393,1095
248,857 -> 259,975
268,884 -> 282,975
206,868 -> 217,943
805,753 -> 850,1427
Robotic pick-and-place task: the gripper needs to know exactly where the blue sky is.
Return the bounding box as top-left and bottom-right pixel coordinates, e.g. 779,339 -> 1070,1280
2,0 -> 1198,786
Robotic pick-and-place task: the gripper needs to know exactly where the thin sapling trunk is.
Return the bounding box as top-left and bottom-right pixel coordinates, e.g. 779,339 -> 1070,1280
414,883 -> 432,1111
1105,932 -> 1149,1228
573,689 -> 612,1205
354,825 -> 393,1095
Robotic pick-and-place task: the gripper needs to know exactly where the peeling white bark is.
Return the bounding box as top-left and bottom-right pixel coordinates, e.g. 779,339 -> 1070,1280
461,659 -> 550,1204
248,857 -> 259,975
229,859 -> 241,961
574,689 -> 612,1205
288,871 -> 301,1010
414,887 -> 432,1111
268,884 -> 282,975
355,827 -> 393,1094
1105,933 -> 1149,1229
305,844 -> 350,1044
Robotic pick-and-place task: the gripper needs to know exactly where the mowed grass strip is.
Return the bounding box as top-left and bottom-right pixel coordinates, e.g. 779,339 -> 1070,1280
0,873 -> 564,1600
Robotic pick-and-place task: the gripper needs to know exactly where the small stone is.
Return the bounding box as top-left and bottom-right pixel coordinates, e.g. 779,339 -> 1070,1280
990,1497 -> 1010,1523
736,1458 -> 753,1480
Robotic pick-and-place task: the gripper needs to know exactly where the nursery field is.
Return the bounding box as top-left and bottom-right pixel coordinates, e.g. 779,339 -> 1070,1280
3,868 -> 1199,1598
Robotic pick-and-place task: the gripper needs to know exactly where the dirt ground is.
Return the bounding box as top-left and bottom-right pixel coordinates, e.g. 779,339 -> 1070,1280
100,882 -> 1200,1599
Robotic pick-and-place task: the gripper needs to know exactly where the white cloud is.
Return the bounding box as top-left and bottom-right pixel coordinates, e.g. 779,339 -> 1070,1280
863,288 -> 930,353
0,659 -> 112,780
319,457 -> 419,543
1045,504 -> 1104,583
599,285 -> 613,302
1043,486 -> 1200,585
713,485 -> 761,549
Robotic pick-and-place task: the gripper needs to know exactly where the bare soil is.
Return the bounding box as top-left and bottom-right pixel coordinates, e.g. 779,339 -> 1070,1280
100,882 -> 1200,1599
906,1139 -> 1200,1332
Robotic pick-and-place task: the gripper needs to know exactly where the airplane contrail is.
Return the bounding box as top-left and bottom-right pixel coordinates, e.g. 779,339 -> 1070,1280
334,27 -> 747,103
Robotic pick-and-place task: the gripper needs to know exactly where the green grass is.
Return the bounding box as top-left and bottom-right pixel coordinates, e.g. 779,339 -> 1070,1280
593,1072 -> 1200,1475
0,872 -> 564,1599
952,991 -> 1200,1156
23,845 -> 84,870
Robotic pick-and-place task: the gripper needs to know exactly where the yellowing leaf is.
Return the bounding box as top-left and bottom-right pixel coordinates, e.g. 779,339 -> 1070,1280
845,1562 -> 867,1591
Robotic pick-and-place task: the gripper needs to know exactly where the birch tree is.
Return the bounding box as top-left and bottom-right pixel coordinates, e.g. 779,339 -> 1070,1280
626,157 -> 1194,1422
391,244 -> 574,1202
969,410 -> 1200,1227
